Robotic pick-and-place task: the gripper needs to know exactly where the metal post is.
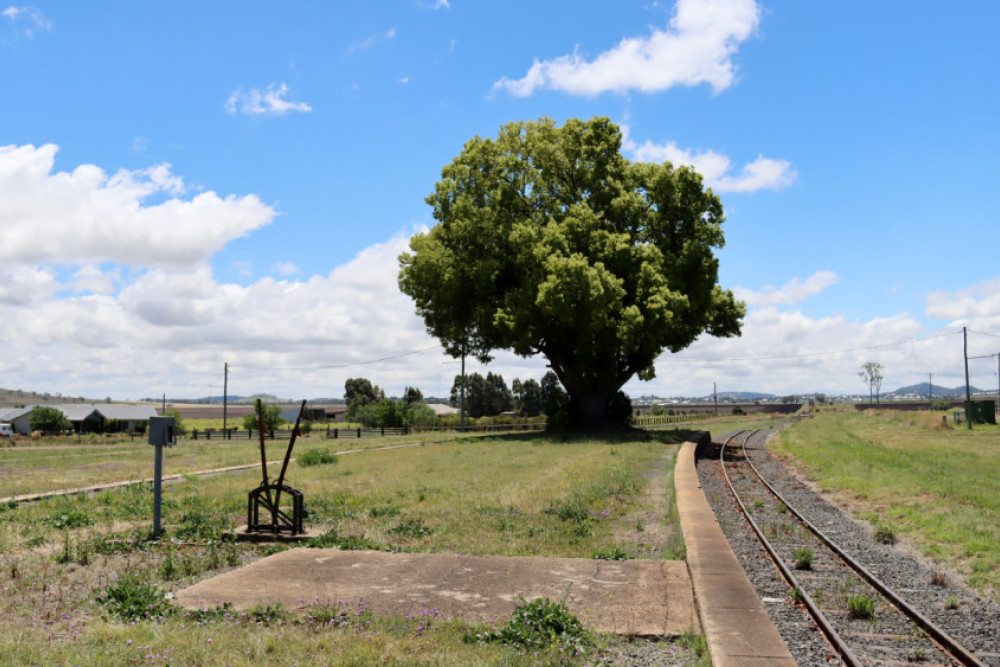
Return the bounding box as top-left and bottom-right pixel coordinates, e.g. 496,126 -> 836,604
928,373 -> 932,402
713,382 -> 718,416
153,443 -> 163,537
223,362 -> 229,434
964,327 -> 973,430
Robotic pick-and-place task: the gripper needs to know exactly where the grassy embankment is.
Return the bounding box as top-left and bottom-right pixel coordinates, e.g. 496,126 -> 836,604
773,408 -> 1000,599
0,429 -> 705,665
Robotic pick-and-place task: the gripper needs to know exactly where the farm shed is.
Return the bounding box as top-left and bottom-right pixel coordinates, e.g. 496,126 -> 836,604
0,404 -> 158,434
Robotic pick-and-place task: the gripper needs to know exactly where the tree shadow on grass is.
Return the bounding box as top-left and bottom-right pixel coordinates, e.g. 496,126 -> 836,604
448,427 -> 708,446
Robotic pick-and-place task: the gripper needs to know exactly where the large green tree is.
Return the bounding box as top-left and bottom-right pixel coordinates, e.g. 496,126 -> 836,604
399,117 -> 745,427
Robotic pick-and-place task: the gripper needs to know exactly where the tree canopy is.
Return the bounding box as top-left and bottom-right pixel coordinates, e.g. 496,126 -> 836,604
241,404 -> 286,431
29,406 -> 72,434
399,117 -> 744,427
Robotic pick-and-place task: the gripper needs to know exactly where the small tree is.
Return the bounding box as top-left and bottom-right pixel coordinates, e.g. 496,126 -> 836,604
402,386 -> 424,405
345,378 -> 385,423
241,404 -> 285,431
512,378 -> 544,417
29,406 -> 72,434
858,362 -> 885,404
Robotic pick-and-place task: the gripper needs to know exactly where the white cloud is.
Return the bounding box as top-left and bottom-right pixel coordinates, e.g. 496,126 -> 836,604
225,83 -> 312,116
622,125 -> 796,193
349,28 -> 396,52
0,265 -> 59,305
734,271 -> 839,308
926,278 -> 1000,329
72,265 -> 119,295
271,261 -> 298,277
0,143 -> 276,268
3,5 -> 51,36
493,0 -> 759,97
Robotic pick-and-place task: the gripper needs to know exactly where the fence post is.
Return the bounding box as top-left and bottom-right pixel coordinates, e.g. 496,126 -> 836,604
192,429 -> 198,440
381,427 -> 384,436
357,428 -> 361,438
334,428 -> 338,439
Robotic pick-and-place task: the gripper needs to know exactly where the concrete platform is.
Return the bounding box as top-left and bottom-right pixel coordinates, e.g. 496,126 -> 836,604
175,548 -> 698,637
674,438 -> 797,666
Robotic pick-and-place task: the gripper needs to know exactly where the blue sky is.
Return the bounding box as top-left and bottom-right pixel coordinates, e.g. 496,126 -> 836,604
2,0 -> 999,401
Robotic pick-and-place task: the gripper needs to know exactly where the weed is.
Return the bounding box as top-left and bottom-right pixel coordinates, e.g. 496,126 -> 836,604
305,527 -> 387,551
45,509 -> 92,530
677,630 -> 709,658
789,587 -> 805,604
298,449 -> 339,467
930,569 -> 948,587
248,602 -> 289,625
368,504 -> 400,519
97,572 -> 173,622
389,518 -> 433,538
907,647 -> 927,662
159,548 -> 179,580
473,597 -> 592,654
875,521 -> 897,545
592,546 -> 630,560
846,595 -> 876,620
946,594 -> 959,610
793,547 -> 813,570
174,510 -> 227,541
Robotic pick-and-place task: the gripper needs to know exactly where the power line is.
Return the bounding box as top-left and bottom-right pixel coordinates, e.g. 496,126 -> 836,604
968,328 -> 1000,339
228,344 -> 443,373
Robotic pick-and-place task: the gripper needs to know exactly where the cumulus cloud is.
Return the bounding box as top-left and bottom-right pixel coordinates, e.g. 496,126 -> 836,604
734,271 -> 839,308
493,0 -> 759,97
926,278 -> 1000,322
623,126 -> 796,192
0,265 -> 59,305
225,83 -> 312,115
0,143 -> 276,268
72,265 -> 119,295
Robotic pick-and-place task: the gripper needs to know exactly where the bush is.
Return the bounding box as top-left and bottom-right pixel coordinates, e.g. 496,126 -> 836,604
474,597 -> 592,654
29,406 -> 72,434
298,449 -> 339,467
97,573 -> 173,622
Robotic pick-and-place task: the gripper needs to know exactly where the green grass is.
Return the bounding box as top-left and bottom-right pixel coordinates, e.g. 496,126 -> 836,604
773,409 -> 1000,599
0,430 -> 694,664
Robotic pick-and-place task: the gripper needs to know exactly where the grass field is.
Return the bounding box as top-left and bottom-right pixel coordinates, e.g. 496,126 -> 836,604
0,428 -> 711,665
772,408 -> 1000,600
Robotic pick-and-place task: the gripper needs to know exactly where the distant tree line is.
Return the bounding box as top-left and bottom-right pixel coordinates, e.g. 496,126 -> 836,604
340,371 -> 574,429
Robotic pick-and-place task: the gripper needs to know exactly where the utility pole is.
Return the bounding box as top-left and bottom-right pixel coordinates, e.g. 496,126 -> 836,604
928,373 -> 932,402
162,393 -> 166,414
460,351 -> 466,433
223,362 -> 229,436
713,382 -> 718,416
963,326 -> 973,431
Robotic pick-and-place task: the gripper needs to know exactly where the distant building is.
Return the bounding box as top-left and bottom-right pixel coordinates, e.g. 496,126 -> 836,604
0,404 -> 158,435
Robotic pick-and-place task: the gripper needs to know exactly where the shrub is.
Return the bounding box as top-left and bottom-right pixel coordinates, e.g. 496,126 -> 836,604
97,573 -> 173,622
298,449 -> 339,467
846,595 -> 876,619
474,597 -> 592,654
792,548 -> 813,570
874,521 -> 897,545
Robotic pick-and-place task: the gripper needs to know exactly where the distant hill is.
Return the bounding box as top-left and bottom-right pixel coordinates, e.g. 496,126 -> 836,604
0,388 -> 96,407
888,383 -> 985,398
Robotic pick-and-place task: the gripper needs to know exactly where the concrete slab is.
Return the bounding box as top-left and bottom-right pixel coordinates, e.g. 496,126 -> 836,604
675,439 -> 797,667
175,548 -> 698,637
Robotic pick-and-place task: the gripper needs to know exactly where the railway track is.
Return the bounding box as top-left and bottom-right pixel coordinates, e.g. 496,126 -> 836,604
720,429 -> 987,666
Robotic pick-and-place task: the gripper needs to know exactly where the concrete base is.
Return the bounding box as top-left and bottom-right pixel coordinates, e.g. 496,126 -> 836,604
227,525 -> 325,543
175,548 -> 698,637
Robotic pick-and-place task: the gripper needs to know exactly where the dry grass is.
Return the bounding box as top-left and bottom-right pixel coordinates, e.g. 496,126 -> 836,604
0,430 -> 696,664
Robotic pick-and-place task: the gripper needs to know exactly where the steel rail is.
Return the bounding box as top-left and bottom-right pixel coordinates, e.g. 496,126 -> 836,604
735,431 -> 985,667
719,430 -> 862,666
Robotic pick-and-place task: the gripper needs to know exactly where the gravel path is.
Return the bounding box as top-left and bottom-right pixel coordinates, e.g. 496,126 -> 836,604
699,425 -> 1000,666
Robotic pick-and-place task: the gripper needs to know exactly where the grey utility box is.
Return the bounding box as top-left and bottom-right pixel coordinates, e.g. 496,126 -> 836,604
148,416 -> 177,447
